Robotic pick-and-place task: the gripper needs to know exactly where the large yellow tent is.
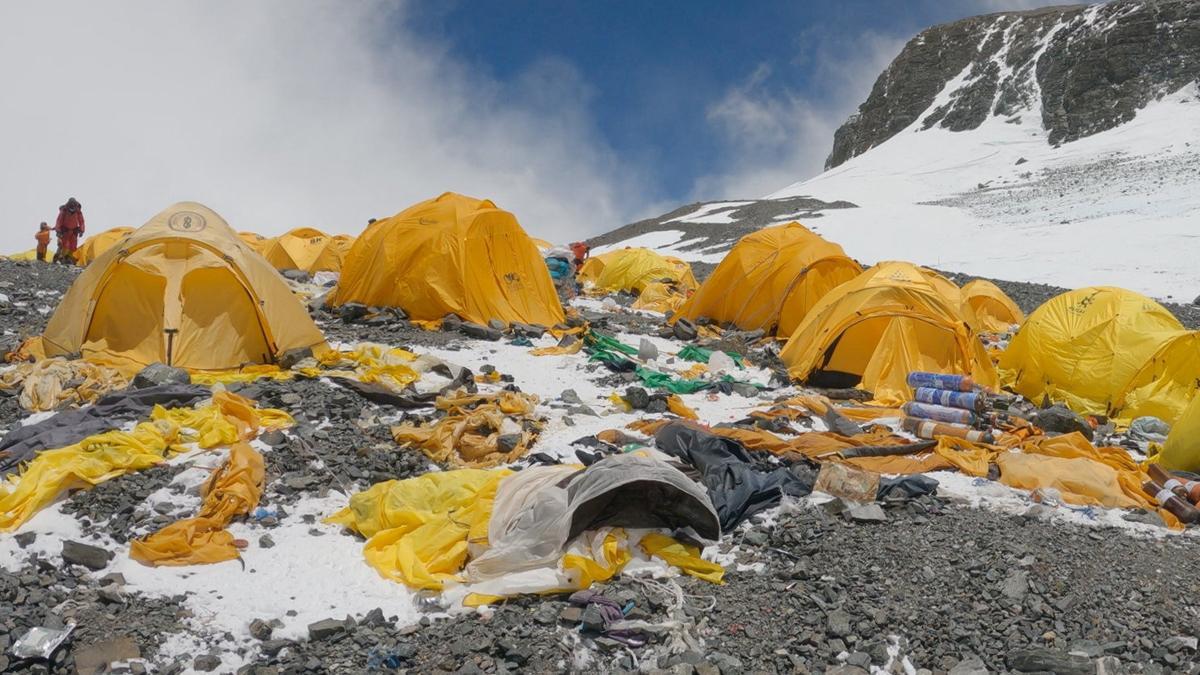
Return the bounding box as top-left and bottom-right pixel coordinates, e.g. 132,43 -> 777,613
238,231 -> 272,255
577,248 -> 697,294
675,222 -> 861,336
6,249 -> 38,262
263,227 -> 334,273
41,202 -> 327,371
780,261 -> 998,405
74,227 -> 134,266
330,192 -> 564,327
1160,394 -> 1200,472
999,287 -> 1200,424
309,234 -> 355,274
961,279 -> 1024,332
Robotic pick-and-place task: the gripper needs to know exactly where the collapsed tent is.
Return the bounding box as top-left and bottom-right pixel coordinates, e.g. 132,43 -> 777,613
330,192 -> 565,327
578,248 -> 697,295
675,222 -> 862,336
39,202 -> 328,371
780,261 -> 998,405
327,451 -> 723,601
74,227 -> 134,266
263,227 -> 351,273
6,249 -> 38,261
961,279 -> 1024,332
999,286 -> 1200,424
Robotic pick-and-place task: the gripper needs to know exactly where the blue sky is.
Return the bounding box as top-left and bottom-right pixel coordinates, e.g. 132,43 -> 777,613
407,1 -> 1039,202
0,1 -> 1046,249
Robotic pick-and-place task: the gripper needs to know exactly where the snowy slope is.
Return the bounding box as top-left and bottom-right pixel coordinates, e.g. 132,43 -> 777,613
767,82 -> 1200,299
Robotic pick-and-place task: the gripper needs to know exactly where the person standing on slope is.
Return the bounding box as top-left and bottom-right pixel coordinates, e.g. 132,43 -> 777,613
34,222 -> 51,262
54,197 -> 85,263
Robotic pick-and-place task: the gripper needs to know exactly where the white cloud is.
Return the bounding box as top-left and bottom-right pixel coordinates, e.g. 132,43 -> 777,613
0,1 -> 644,254
693,31 -> 906,200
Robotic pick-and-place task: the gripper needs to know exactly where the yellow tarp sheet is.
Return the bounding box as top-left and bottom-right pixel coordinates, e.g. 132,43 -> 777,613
130,442 -> 264,565
330,192 -> 565,327
0,358 -> 128,412
1160,393 -> 1200,472
675,222 -> 861,336
391,391 -> 541,468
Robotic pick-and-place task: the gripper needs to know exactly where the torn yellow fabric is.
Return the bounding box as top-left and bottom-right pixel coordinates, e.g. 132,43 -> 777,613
326,469 -> 508,590
530,340 -> 583,357
130,442 -> 264,566
563,529 -> 633,587
392,391 -> 542,468
640,532 -> 724,584
0,358 -> 128,412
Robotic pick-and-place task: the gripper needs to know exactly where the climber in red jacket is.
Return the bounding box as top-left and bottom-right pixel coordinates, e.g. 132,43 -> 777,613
54,197 -> 85,263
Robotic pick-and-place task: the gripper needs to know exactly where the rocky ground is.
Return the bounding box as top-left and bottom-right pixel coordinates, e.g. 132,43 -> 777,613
4,257 -> 1200,674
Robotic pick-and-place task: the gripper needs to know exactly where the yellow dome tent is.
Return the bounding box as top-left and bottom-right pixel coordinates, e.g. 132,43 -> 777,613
263,227 -> 334,272
330,192 -> 564,327
309,234 -> 355,274
675,222 -> 861,336
780,261 -> 998,405
74,227 -> 135,266
1160,394 -> 1200,472
41,202 -> 327,371
961,279 -> 1024,332
998,287 -> 1200,424
577,248 -> 697,294
238,231 -> 272,255
6,249 -> 38,262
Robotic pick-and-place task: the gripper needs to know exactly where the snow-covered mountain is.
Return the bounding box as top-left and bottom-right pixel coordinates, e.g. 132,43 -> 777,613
596,0 -> 1200,300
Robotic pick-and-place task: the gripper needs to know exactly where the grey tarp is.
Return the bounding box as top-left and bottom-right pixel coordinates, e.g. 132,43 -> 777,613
0,384 -> 210,476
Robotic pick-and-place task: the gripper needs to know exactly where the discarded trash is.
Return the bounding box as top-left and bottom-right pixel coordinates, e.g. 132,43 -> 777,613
813,462 -> 880,503
10,623 -> 75,660
906,372 -> 975,392
1128,416 -> 1170,445
913,387 -> 985,412
901,401 -> 977,426
901,417 -> 994,444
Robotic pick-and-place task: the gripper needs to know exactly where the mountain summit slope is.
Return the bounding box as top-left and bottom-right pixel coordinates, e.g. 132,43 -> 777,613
594,1 -> 1199,298
826,0 -> 1200,168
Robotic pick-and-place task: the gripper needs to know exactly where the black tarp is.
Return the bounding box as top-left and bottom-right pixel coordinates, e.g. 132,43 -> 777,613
654,422 -> 814,531
0,384 -> 210,476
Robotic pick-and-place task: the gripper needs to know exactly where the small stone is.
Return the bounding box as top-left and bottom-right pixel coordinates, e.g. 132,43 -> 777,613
580,604 -> 609,632
14,532 -> 36,548
100,573 -> 126,587
487,319 -> 507,331
673,318 -> 698,341
638,338 -> 659,361
559,389 -> 583,405
250,619 -> 274,641
1001,569 -> 1029,601
1164,635 -> 1198,652
132,363 -> 191,388
460,322 -> 502,341
827,609 -> 852,637
846,503 -> 887,523
532,603 -> 558,625
260,640 -> 290,657
559,606 -> 584,623
948,656 -> 988,675
62,540 -> 114,571
1007,648 -> 1093,675
193,655 -> 222,672
307,618 -> 347,641
259,534 -> 276,549
624,387 -> 651,410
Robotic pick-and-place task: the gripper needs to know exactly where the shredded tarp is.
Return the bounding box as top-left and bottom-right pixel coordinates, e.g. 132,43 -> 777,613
0,358 -> 129,412
328,453 -> 724,601
530,340 -> 583,357
676,345 -> 745,369
0,392 -> 290,532
130,442 -> 264,565
391,390 -> 542,468
630,281 -> 689,314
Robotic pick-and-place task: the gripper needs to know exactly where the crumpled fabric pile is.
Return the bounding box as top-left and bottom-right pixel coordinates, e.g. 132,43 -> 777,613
0,357 -> 129,412
391,390 -> 543,468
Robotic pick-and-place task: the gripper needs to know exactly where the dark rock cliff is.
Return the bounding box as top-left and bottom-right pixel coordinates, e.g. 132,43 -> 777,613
826,0 -> 1200,169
